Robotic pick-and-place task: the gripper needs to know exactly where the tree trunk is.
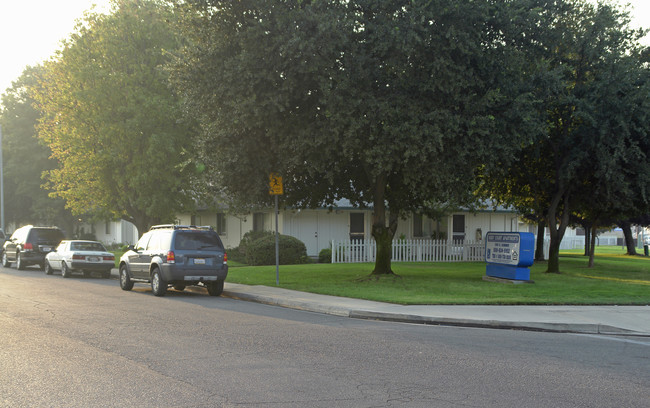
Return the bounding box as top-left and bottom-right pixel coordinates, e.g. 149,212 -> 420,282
584,223 -> 591,257
547,236 -> 562,272
535,221 -> 546,262
588,225 -> 597,268
124,214 -> 152,239
372,222 -> 396,275
620,221 -> 637,255
369,174 -> 398,276
545,190 -> 570,273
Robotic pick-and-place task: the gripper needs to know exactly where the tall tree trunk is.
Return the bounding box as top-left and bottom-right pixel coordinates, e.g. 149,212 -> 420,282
546,190 -> 570,273
620,221 -> 637,255
125,214 -> 152,239
535,221 -> 546,262
371,216 -> 398,275
588,225 -> 597,267
370,175 -> 398,276
584,222 -> 591,257
547,236 -> 561,272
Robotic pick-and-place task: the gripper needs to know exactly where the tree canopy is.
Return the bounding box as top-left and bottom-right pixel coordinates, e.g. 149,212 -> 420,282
480,0 -> 650,272
172,0 -> 538,274
32,0 -> 200,235
0,66 -> 75,231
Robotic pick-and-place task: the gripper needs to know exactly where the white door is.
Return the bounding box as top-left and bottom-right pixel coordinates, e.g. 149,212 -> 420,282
293,212 -> 319,257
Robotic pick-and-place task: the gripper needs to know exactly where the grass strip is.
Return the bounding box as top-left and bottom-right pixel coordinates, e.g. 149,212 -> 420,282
226,249 -> 650,305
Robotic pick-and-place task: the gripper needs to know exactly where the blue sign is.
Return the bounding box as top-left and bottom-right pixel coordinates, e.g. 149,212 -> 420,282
485,232 -> 534,281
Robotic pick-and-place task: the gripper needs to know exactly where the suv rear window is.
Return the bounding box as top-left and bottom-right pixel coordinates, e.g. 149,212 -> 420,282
174,231 -> 223,251
29,229 -> 64,241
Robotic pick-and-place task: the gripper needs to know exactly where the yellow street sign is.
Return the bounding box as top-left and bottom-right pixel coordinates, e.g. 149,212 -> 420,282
269,173 -> 283,195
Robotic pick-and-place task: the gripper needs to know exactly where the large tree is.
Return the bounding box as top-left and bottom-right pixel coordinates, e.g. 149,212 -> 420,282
33,0 -> 200,235
481,0 -> 650,273
172,0 -> 536,275
0,66 -> 76,232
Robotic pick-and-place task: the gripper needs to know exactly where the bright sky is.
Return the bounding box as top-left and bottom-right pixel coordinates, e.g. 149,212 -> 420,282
0,0 -> 648,99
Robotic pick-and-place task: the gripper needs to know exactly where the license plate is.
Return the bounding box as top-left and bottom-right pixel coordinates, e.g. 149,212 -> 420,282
42,246 -> 51,252
88,257 -> 100,262
194,258 -> 206,265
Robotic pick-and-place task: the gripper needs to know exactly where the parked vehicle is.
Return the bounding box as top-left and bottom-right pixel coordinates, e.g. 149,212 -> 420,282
2,226 -> 65,270
118,225 -> 228,296
44,240 -> 115,278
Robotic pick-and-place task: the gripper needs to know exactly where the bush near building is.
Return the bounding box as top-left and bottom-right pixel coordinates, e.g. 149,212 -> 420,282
245,234 -> 309,266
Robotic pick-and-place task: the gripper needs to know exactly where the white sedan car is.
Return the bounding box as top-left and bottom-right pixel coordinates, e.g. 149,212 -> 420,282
44,240 -> 115,278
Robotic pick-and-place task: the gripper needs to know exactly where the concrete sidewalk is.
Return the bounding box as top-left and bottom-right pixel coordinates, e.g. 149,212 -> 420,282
223,283 -> 650,337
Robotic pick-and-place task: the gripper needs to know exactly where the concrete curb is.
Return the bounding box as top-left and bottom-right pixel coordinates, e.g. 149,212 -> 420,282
222,289 -> 648,336
223,290 -> 352,317
348,311 -> 639,335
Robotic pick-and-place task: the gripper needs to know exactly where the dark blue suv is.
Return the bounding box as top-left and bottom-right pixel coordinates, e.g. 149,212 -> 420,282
118,225 -> 228,296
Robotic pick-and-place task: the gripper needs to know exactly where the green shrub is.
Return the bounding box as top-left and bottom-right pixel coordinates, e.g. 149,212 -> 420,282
238,230 -> 274,260
318,248 -> 332,263
246,234 -> 308,266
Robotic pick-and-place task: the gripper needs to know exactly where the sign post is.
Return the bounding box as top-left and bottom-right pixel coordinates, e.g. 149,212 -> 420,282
269,173 -> 283,285
484,232 -> 534,281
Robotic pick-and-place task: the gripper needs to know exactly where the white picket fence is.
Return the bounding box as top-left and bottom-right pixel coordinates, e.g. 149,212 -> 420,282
331,239 -> 485,263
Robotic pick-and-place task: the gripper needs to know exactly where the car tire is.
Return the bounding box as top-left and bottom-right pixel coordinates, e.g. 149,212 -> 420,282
2,251 -> 11,267
61,262 -> 71,278
44,261 -> 53,275
119,265 -> 133,291
151,268 -> 167,297
207,279 -> 224,297
16,252 -> 25,270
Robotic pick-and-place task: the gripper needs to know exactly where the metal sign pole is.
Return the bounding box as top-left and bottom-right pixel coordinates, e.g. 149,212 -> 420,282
275,194 -> 279,285
269,173 -> 283,286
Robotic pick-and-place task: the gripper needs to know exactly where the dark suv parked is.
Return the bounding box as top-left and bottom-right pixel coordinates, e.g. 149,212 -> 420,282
2,225 -> 65,270
119,225 -> 228,296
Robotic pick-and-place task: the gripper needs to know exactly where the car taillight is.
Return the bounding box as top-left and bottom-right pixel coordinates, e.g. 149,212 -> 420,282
72,254 -> 84,260
23,243 -> 33,250
166,251 -> 175,264
223,252 -> 227,264
103,255 -> 115,261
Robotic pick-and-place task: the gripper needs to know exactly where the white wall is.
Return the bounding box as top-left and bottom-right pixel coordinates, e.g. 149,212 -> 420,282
178,208 -> 523,257
83,220 -> 139,246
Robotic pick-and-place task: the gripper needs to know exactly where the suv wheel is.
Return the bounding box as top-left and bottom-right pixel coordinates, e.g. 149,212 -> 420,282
2,251 -> 11,267
119,265 -> 133,291
151,268 -> 167,297
44,261 -> 53,275
207,279 -> 224,297
16,252 -> 25,270
61,262 -> 71,278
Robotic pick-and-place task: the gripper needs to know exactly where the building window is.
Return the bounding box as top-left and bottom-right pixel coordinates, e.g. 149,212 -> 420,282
576,228 -> 585,236
413,214 -> 423,237
191,215 -> 202,226
350,213 -> 365,240
452,214 -> 465,242
253,213 -> 265,232
216,213 -> 226,235
105,222 -> 111,235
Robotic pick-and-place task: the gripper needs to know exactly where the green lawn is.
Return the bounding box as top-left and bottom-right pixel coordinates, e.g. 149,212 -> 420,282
226,248 -> 650,305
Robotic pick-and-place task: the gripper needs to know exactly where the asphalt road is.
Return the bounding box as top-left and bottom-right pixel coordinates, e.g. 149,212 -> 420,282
1,266 -> 648,407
